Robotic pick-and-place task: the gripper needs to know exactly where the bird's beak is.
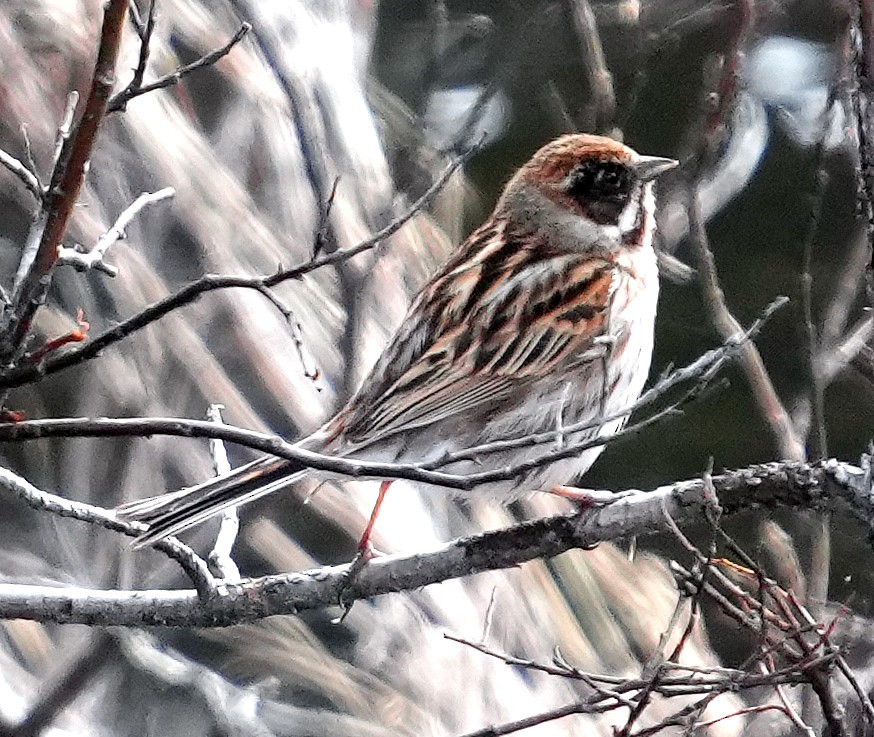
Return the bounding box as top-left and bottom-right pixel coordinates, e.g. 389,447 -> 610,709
633,155 -> 679,182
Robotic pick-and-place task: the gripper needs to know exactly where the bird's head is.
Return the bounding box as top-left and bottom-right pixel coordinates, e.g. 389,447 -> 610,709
497,134 -> 678,251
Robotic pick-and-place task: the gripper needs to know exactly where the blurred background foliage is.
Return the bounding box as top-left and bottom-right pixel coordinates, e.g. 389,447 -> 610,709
0,0 -> 870,735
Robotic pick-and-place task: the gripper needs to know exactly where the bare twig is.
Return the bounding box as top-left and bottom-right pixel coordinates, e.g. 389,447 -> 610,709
687,0 -> 805,462
768,661 -> 817,737
0,146 -> 42,200
670,515 -> 858,736
56,187 -> 175,276
1,1 -> 129,364
800,18 -> 850,459
51,92 -> 79,172
205,404 -> 241,582
800,174 -> 830,461
0,147 -> 474,390
312,175 -> 340,260
128,0 -> 157,97
799,15 -> 854,664
0,404 -> 686,491
244,284 -> 322,386
107,22 -> 252,113
565,0 -> 616,131
0,464 -> 215,598
445,632 -> 810,728
127,2 -> 146,40
19,125 -> 39,189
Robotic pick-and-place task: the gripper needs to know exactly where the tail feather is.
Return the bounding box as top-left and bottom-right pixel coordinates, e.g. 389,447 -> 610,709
117,456 -> 305,548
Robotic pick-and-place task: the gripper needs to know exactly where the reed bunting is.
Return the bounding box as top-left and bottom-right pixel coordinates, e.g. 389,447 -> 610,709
119,134 -> 677,549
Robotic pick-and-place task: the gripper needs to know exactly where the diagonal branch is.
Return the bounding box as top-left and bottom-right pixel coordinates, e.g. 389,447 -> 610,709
686,0 -> 805,462
107,22 -> 252,113
0,464 -> 215,598
0,148 -> 474,390
0,147 -> 42,200
1,0 -> 130,363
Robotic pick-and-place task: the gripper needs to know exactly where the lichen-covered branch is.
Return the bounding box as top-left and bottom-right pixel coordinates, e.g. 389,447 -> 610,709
0,459 -> 866,628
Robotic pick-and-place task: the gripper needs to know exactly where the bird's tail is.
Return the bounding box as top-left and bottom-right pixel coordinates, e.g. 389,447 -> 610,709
116,455 -> 306,548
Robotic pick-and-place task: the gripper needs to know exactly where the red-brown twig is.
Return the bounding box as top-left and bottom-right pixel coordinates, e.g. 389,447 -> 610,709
2,0 -> 129,362
0,148 -> 474,390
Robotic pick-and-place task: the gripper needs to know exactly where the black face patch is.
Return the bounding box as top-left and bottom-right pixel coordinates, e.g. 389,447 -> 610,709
564,160 -> 633,225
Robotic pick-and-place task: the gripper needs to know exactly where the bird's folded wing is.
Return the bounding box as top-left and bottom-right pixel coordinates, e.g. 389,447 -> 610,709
339,250 -> 616,447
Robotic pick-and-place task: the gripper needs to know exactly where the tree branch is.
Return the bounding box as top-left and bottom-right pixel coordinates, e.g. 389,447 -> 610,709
0,464 -> 216,598
107,22 -> 252,113
1,0 -> 130,362
0,147 -> 473,390
56,187 -> 175,276
0,460 -> 866,627
0,146 -> 42,200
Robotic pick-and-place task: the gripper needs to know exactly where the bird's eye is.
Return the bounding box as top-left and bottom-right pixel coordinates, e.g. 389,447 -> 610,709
566,161 -> 632,202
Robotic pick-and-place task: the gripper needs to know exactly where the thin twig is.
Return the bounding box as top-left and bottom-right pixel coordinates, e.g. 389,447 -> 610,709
312,175 -> 340,260
107,22 -> 252,113
19,124 -> 40,192
800,18 -> 850,460
56,187 -> 175,276
51,92 -> 79,172
0,147 -> 42,200
0,464 -> 215,598
687,0 -> 805,462
206,404 -> 241,582
127,2 -> 146,39
0,147 -> 475,390
565,0 -> 616,131
129,0 -> 158,96
2,1 -> 129,363
688,194 -> 802,459
0,402 -> 686,491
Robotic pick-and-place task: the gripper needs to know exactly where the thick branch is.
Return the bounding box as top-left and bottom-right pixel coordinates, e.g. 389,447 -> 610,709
0,460 -> 866,627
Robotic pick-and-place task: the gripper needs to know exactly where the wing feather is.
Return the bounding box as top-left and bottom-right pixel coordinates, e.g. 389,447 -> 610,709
336,220 -> 616,447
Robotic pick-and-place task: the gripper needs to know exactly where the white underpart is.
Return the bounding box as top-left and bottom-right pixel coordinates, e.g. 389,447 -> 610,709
618,186 -> 641,235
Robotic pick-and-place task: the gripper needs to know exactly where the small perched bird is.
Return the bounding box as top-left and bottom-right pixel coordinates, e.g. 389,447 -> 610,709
119,134 -> 677,550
